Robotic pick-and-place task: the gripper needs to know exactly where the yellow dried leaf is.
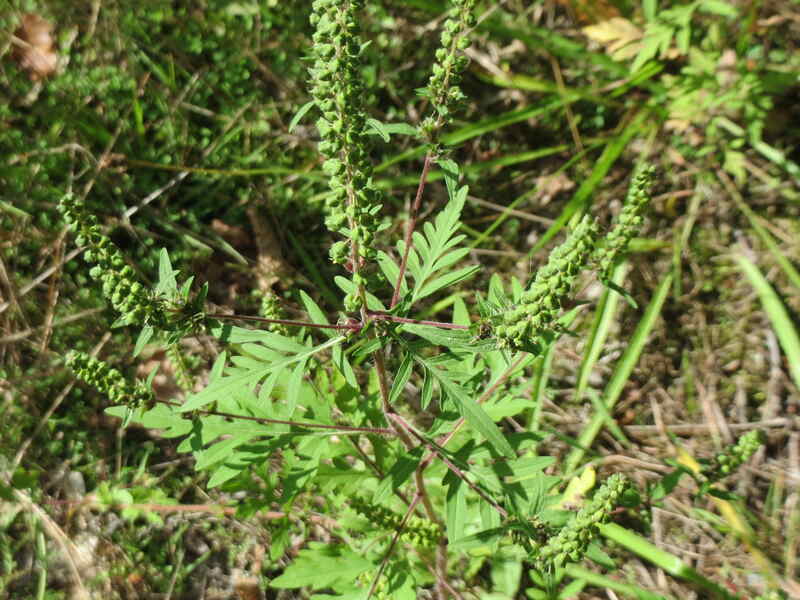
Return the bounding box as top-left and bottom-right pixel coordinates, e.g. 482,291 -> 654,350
582,17 -> 643,61
12,13 -> 58,81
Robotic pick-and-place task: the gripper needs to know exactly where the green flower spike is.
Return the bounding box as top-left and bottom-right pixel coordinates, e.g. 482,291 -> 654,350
702,429 -> 765,482
536,474 -> 628,572
259,290 -> 289,336
59,194 -> 163,327
419,0 -> 477,145
594,165 -> 655,282
494,215 -> 599,352
349,496 -> 441,549
66,351 -> 154,410
308,0 -> 382,311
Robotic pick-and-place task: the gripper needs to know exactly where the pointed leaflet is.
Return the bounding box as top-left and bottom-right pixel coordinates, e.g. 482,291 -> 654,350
373,447 -> 423,505
288,100 -> 315,134
298,290 -> 358,388
156,248 -> 178,297
403,179 -> 477,303
179,336 -> 345,413
415,356 -> 515,458
285,359 -> 307,417
388,352 -> 414,405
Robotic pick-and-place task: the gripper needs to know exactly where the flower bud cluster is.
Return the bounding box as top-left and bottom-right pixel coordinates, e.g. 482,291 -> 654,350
308,0 -> 382,310
419,0 -> 476,143
703,429 -> 764,482
66,351 -> 154,410
259,291 -> 289,336
535,474 -> 628,571
349,496 -> 441,549
594,165 -> 655,282
494,215 -> 598,351
59,194 -> 162,327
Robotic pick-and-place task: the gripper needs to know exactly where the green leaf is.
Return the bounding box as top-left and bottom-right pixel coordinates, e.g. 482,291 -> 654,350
402,181 -> 476,303
133,325 -> 154,358
445,474 -> 467,542
599,523 -> 739,599
437,157 -> 460,201
179,336 -> 345,413
449,526 -> 506,550
156,248 -> 178,297
698,0 -> 738,17
504,457 -> 557,484
389,352 -> 414,405
366,117 -> 390,142
421,369 -> 433,410
417,356 -> 515,458
288,100 -> 315,133
381,122 -> 419,137
417,264 -> 480,300
373,448 -> 423,505
270,543 -> 372,590
736,255 -> 800,391
194,433 -> 255,470
285,359 -> 307,417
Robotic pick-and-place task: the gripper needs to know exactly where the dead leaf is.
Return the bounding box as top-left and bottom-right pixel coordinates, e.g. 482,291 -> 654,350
555,0 -> 621,25
12,13 -> 58,80
534,172 -> 575,206
582,17 -> 643,61
246,206 -> 289,293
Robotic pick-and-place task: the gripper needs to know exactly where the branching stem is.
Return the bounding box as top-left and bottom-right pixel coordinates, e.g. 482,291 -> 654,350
205,312 -> 361,332
159,400 -> 393,435
367,311 -> 469,330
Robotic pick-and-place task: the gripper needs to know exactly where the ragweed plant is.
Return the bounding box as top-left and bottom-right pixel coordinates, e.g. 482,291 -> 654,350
58,2 -> 700,599
308,0 -> 383,312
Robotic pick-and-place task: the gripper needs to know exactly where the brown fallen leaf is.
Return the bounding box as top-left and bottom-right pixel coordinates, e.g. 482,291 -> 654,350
12,13 -> 58,80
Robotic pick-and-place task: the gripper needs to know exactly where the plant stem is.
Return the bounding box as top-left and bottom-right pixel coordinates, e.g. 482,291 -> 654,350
205,312 -> 360,331
390,413 -> 508,518
372,348 -> 415,449
159,400 -> 394,435
391,152 -> 434,308
367,311 -> 469,330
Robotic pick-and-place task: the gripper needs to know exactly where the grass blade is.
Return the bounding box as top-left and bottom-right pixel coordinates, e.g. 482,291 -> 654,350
599,523 -> 740,600
735,254 -> 800,391
564,271 -> 673,474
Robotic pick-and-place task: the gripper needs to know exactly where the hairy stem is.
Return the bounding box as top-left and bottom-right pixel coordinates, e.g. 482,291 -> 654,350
367,311 -> 469,330
159,400 -> 394,435
205,312 -> 360,331
391,152 -> 434,308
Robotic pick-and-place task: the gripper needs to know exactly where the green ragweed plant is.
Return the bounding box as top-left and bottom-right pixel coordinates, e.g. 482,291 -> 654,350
66,351 -> 156,424
307,0 -> 384,312
593,164 -> 656,284
419,0 -> 477,145
58,193 -> 163,328
490,214 -> 599,353
535,474 -> 629,573
61,3 -> 688,599
58,195 -> 207,347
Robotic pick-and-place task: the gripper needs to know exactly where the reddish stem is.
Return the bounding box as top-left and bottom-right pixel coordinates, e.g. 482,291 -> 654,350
159,399 -> 393,435
205,312 -> 360,332
367,311 -> 468,330
390,152 -> 434,308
